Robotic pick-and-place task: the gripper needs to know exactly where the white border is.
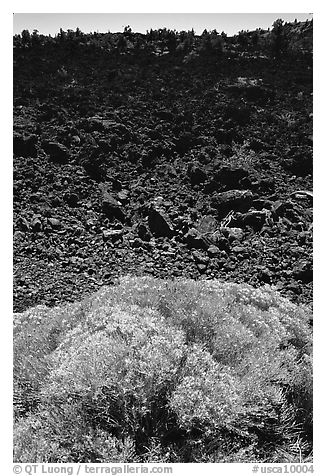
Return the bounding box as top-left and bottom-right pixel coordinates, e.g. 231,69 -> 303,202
3,2 -> 324,474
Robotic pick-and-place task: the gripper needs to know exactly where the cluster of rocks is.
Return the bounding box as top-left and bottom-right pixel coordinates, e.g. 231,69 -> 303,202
13,46 -> 313,312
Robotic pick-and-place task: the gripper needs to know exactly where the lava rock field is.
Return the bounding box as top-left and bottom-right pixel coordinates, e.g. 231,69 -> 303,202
13,36 -> 313,312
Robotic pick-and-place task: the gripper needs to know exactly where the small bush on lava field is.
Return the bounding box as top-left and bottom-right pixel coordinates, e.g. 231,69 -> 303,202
14,277 -> 312,463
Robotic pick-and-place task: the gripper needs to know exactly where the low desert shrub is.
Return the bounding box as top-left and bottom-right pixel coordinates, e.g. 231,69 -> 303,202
14,276 -> 312,462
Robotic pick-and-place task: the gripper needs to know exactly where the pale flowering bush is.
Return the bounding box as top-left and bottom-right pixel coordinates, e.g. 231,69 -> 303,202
169,344 -> 241,427
14,409 -> 137,463
14,276 -> 312,463
13,302 -> 83,417
42,304 -> 186,427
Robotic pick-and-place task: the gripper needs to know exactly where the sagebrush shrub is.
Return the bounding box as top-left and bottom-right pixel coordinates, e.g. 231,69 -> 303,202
14,276 -> 312,463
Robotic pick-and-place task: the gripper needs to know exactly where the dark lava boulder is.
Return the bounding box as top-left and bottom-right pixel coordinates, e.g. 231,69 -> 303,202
102,229 -> 124,242
187,163 -> 208,186
154,109 -> 174,122
211,190 -> 253,216
248,138 -> 269,152
16,215 -> 30,232
207,245 -> 220,257
257,267 -> 272,284
42,141 -> 70,164
239,210 -> 267,231
102,192 -> 125,222
222,227 -> 244,242
184,228 -> 208,250
64,192 -> 79,208
293,260 -> 313,283
148,208 -> 174,238
271,200 -> 295,219
137,223 -> 152,242
215,164 -> 249,188
196,215 -> 219,235
175,131 -> 195,155
192,250 -> 209,264
48,218 -> 62,229
223,104 -> 252,126
286,148 -> 313,176
86,117 -> 132,140
214,128 -> 235,145
31,215 -> 42,233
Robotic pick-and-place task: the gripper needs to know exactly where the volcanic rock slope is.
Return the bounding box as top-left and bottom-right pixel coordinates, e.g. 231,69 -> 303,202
13,45 -> 313,312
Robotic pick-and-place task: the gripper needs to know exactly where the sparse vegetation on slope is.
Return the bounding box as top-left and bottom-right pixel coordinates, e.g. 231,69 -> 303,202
14,277 -> 312,463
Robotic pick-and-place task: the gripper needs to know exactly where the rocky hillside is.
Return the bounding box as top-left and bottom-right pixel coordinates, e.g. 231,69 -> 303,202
13,23 -> 313,312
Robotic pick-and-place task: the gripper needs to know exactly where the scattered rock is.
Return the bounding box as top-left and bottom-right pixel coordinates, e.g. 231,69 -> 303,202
215,165 -> 249,188
14,231 -> 26,241
215,128 -> 235,145
48,218 -> 62,229
216,236 -> 230,252
271,201 -> 293,218
130,238 -> 144,248
64,193 -> 79,207
188,163 -> 208,185
184,228 -> 208,250
192,250 -> 209,264
293,261 -> 313,283
211,190 -> 253,216
223,262 -> 236,271
138,223 -> 151,242
17,216 -> 30,232
148,208 -> 174,238
87,118 -> 131,139
42,141 -> 70,164
248,138 -> 268,152
258,267 -> 272,283
117,190 -> 129,203
102,192 -> 125,222
196,215 -> 218,235
290,190 -> 313,202
175,131 -> 194,154
31,216 -> 42,232
197,263 -> 207,273
112,179 -> 123,191
222,227 -> 244,242
285,282 -> 302,295
207,245 -> 220,257
102,229 -> 124,242
232,245 -> 246,254
252,199 -> 274,210
297,231 -> 312,245
13,38 -> 313,312
51,196 -> 63,207
240,210 -> 267,230
87,267 -> 97,276
287,149 -> 313,176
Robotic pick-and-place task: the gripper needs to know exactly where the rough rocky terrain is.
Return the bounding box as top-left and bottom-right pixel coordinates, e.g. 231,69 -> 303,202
13,28 -> 313,312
